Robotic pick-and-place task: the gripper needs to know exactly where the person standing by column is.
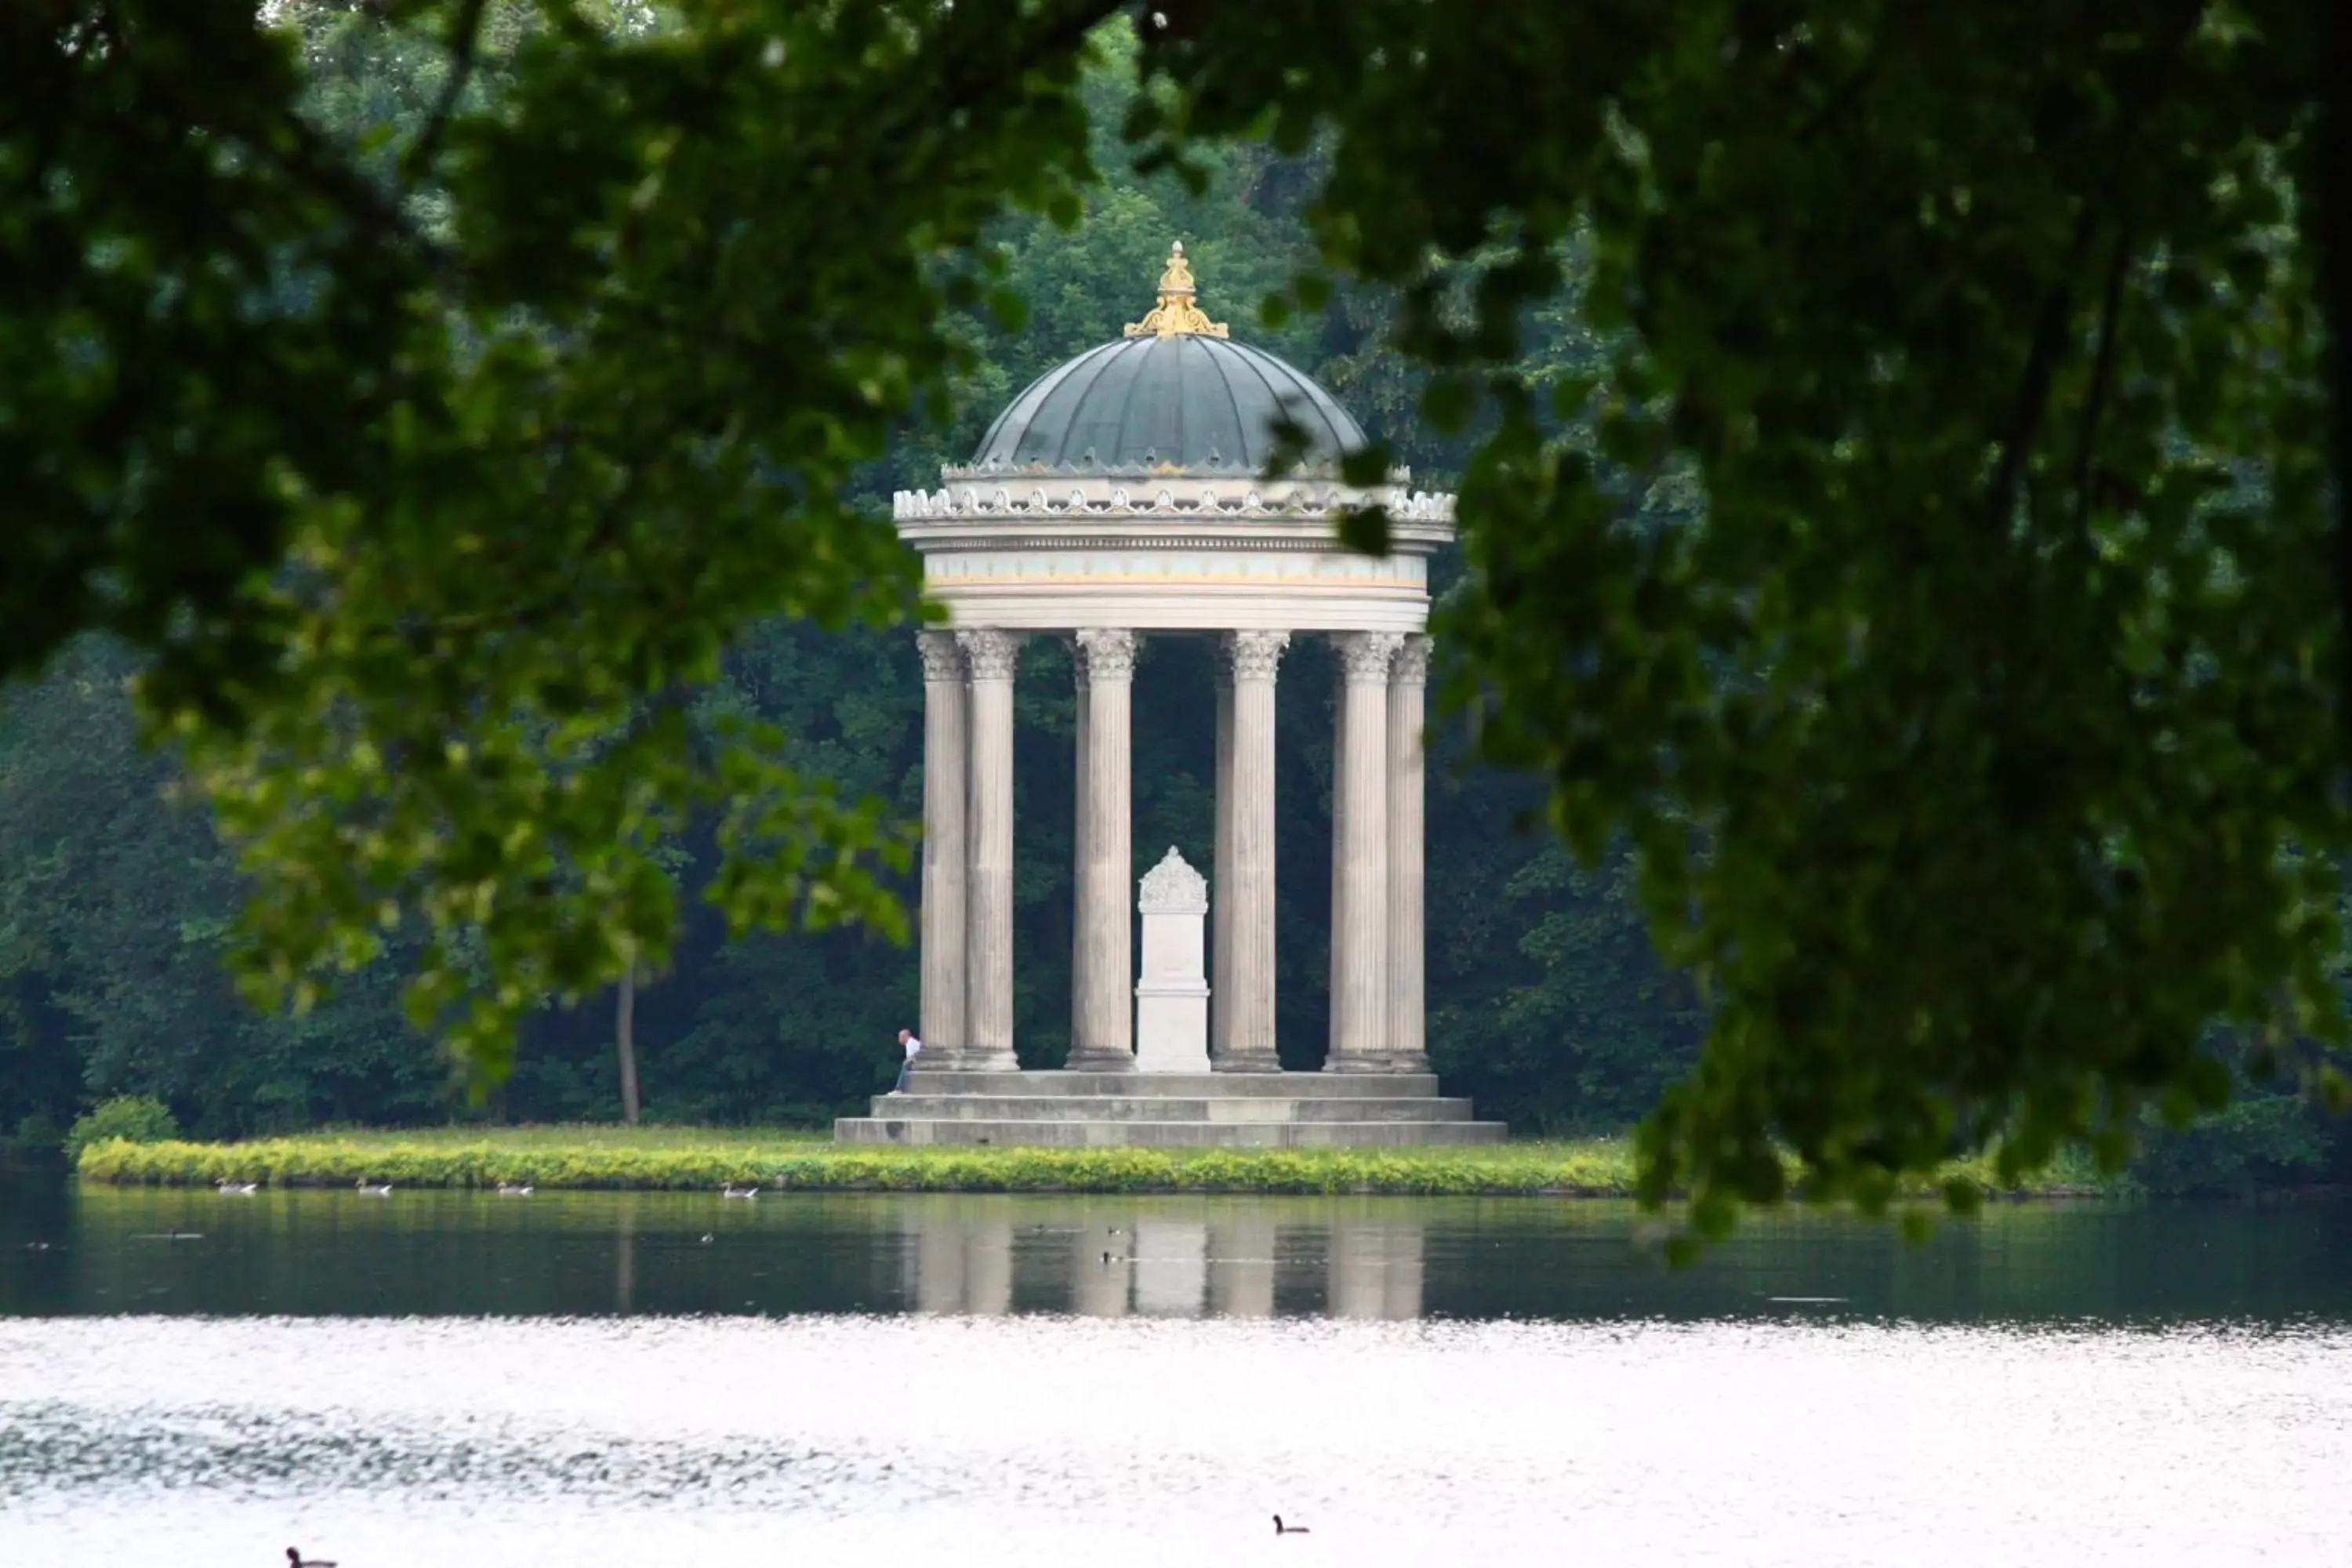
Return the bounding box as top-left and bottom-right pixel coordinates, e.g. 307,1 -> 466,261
892,1028 -> 924,1094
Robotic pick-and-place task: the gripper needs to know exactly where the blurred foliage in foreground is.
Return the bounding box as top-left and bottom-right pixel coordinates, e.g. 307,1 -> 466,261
5,2 -> 2350,1221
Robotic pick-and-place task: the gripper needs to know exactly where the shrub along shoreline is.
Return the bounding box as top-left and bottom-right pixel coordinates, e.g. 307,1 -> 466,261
75,1128 -> 2116,1199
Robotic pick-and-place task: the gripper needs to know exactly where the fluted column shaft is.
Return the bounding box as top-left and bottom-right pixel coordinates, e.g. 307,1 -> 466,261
1217,631 -> 1287,1071
958,629 -> 1022,1071
916,631 -> 969,1065
1069,629 -> 1138,1069
1327,632 -> 1400,1071
1210,660 -> 1235,1058
1069,638 -> 1092,1057
1386,635 -> 1431,1073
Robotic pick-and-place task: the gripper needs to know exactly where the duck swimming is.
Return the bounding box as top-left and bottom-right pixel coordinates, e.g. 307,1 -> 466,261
1274,1515 -> 1310,1535
720,1184 -> 760,1200
356,1181 -> 393,1196
495,1183 -> 533,1196
288,1548 -> 337,1567
216,1181 -> 258,1195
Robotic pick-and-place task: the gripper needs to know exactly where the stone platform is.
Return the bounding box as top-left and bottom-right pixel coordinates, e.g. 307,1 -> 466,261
833,1069 -> 1507,1148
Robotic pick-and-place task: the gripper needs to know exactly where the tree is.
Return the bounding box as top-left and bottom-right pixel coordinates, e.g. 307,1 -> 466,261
5,0 -> 2346,1228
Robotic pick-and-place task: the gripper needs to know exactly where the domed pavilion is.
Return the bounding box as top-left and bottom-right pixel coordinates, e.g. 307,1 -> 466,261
837,244 -> 1498,1148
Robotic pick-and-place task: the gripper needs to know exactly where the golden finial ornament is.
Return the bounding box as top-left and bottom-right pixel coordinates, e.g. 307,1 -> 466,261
1124,240 -> 1229,339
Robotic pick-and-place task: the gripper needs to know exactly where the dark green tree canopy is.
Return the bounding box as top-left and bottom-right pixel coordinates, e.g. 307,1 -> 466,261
3,0 -> 2344,1229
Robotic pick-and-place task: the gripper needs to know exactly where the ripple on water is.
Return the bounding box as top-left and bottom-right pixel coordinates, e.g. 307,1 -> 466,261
3,1314 -> 2350,1566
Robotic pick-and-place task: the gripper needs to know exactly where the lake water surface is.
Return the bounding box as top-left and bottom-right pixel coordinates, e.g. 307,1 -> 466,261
3,1179 -> 2348,1566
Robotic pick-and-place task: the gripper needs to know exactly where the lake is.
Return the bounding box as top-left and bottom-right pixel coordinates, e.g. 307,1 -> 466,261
4,1178 -> 2349,1566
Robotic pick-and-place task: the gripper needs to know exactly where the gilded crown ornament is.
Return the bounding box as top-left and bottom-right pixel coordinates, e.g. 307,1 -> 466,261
1124,241 -> 1229,339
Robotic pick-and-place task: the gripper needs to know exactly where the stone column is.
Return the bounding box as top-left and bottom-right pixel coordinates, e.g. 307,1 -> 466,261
1217,631 -> 1287,1071
1210,656 -> 1235,1058
1069,637 -> 1091,1058
916,631 -> 968,1066
1069,629 -> 1138,1069
1327,632 -> 1400,1071
1386,634 -> 1432,1074
957,628 -> 1022,1071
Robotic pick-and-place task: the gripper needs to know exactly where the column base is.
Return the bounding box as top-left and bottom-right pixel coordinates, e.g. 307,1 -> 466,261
1213,1051 -> 1282,1073
958,1047 -> 1021,1073
1322,1055 -> 1396,1074
1063,1048 -> 1136,1072
1384,1053 -> 1432,1075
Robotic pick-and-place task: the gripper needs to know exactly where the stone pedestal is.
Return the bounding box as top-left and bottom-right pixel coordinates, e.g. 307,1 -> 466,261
1134,847 -> 1210,1073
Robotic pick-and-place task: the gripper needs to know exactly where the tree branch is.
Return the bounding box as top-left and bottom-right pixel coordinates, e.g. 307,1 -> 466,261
2069,219 -> 2133,543
1984,207 -> 2095,536
401,0 -> 492,185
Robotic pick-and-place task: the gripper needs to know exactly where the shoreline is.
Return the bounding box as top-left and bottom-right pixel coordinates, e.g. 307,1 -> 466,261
74,1128 -> 2117,1200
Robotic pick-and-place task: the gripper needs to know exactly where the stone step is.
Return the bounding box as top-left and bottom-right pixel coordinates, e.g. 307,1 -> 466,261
831,1117 -> 1508,1149
902,1070 -> 1443,1099
866,1094 -> 1473,1123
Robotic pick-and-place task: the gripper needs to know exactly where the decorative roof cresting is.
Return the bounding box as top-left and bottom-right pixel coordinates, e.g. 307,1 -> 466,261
1124,241 -> 1229,339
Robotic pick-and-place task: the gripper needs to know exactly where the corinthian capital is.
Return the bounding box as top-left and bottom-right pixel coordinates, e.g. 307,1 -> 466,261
1221,630 -> 1290,683
1073,628 -> 1138,684
956,627 -> 1025,681
1391,633 -> 1432,687
1330,630 -> 1403,684
915,629 -> 966,683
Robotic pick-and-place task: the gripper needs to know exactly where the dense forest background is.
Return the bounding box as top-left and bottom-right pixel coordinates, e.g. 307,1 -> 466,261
1,16 -> 2342,1192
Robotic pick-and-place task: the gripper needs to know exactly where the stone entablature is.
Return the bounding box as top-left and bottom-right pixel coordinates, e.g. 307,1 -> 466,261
897,481 -> 1454,636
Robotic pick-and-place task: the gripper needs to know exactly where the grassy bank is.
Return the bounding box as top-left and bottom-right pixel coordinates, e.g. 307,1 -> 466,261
75,1126 -> 2115,1198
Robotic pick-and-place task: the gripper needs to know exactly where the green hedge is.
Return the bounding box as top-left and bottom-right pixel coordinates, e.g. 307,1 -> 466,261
76,1134 -> 1654,1194
63,1095 -> 180,1161
74,1132 -> 2108,1198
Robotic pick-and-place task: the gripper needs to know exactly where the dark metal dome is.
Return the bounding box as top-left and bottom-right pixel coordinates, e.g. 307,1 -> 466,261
969,332 -> 1366,472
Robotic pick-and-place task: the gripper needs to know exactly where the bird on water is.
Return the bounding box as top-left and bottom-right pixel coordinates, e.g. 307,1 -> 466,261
720,1184 -> 760,1200
495,1183 -> 533,1196
217,1181 -> 257,1195
288,1548 -> 336,1567
356,1180 -> 393,1196
1274,1515 -> 1310,1535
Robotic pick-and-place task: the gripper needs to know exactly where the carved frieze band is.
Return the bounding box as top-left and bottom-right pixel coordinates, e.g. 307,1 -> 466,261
915,628 -> 966,683
1073,627 -> 1139,684
1221,630 -> 1290,683
895,486 -> 1455,524
956,627 -> 1025,681
1330,630 -> 1403,683
1138,845 -> 1210,914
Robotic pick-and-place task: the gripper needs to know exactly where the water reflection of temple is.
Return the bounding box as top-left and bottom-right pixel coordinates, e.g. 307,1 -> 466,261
897,1198 -> 1425,1319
